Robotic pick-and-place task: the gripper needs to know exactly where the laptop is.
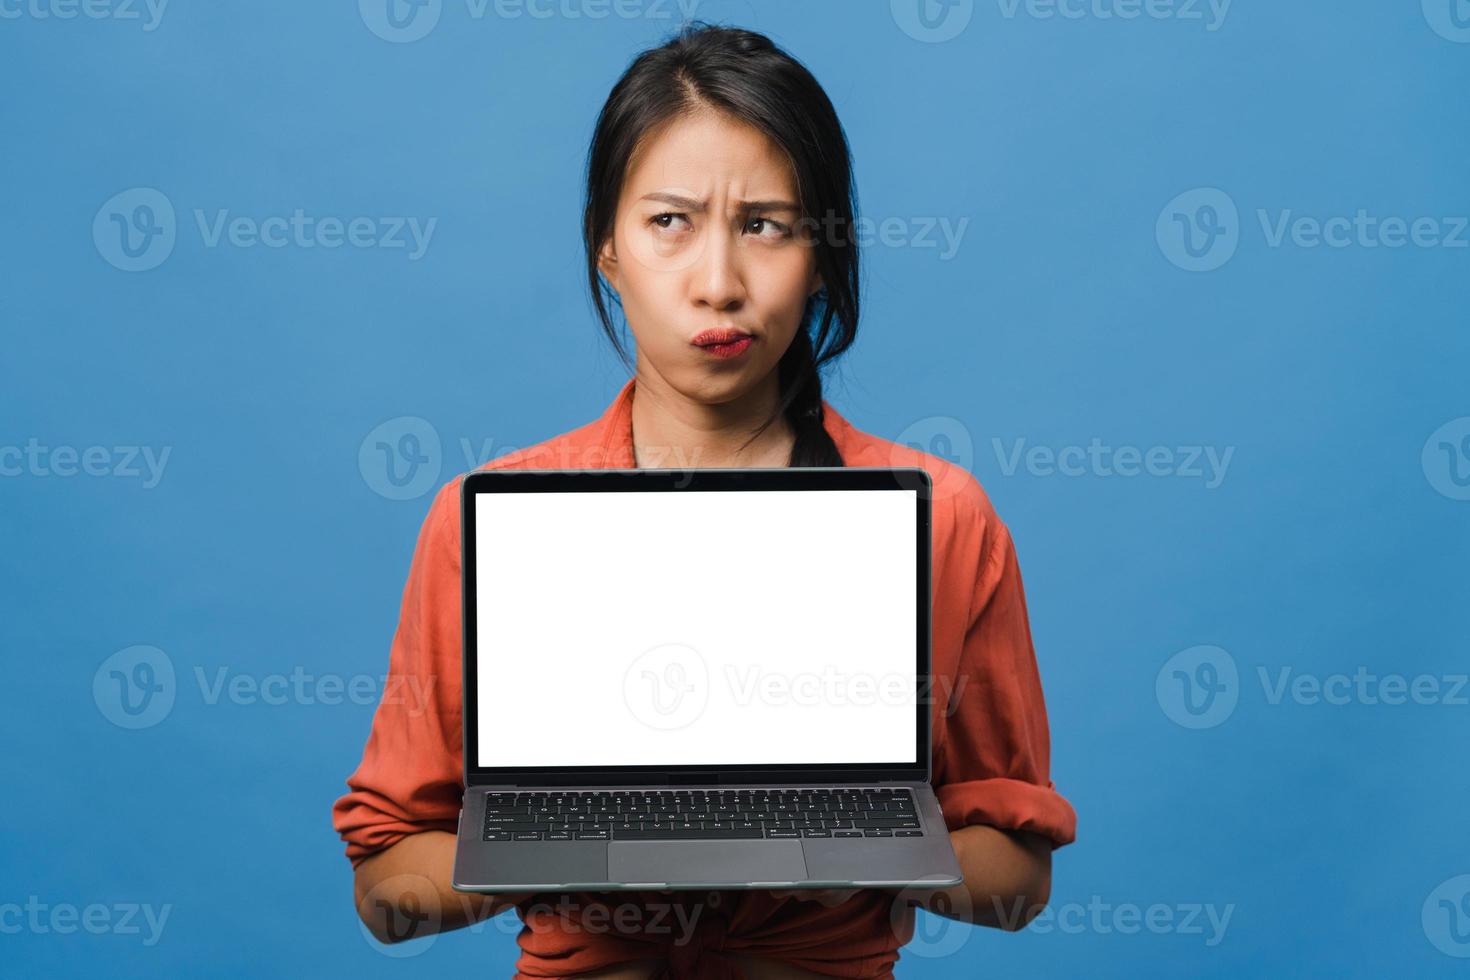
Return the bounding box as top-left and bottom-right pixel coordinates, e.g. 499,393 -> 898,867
452,465 -> 963,892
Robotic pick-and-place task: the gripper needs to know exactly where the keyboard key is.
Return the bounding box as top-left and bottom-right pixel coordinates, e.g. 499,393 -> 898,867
614,828 -> 764,841
895,831 -> 923,837
547,831 -> 574,841
575,831 -> 610,840
864,830 -> 893,837
834,831 -> 864,838
802,830 -> 831,838
483,831 -> 511,841
512,832 -> 542,841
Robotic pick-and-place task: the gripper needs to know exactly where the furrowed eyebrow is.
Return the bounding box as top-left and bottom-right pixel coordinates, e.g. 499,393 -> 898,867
741,200 -> 802,214
639,192 -> 801,214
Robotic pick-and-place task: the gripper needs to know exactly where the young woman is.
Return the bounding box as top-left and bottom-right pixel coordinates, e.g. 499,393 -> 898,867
334,23 -> 1076,979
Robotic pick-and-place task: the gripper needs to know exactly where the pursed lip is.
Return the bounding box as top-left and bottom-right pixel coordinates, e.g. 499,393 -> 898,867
691,328 -> 753,347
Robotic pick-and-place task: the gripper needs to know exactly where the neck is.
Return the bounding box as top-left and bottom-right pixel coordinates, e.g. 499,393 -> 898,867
629,366 -> 797,469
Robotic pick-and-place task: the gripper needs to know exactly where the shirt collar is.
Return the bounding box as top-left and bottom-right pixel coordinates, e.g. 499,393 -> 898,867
594,377 -> 857,467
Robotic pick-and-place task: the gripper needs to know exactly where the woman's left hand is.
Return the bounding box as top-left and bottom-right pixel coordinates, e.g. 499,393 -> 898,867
769,888 -> 862,908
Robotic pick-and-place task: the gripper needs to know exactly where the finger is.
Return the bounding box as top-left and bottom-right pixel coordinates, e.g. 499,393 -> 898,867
818,889 -> 860,907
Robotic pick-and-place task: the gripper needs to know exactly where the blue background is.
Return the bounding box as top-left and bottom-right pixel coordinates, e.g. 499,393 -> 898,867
3,0 -> 1469,975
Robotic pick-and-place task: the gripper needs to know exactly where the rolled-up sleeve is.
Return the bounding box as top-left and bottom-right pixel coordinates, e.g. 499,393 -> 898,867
331,478 -> 466,868
934,491 -> 1076,848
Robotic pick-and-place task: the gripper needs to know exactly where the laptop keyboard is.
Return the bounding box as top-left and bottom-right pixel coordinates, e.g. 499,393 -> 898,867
481,788 -> 923,842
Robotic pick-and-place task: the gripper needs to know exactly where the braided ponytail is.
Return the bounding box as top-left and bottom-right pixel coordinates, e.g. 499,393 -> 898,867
775,299 -> 844,467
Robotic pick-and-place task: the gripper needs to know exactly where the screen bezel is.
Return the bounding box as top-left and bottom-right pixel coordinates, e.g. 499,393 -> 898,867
460,466 -> 933,787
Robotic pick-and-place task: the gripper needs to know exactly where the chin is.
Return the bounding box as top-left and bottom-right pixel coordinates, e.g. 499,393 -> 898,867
677,372 -> 757,405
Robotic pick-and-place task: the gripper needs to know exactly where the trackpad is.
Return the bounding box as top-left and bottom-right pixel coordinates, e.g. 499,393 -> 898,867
608,840 -> 807,886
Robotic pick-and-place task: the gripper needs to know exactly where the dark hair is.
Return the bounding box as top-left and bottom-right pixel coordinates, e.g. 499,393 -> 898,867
582,22 -> 859,467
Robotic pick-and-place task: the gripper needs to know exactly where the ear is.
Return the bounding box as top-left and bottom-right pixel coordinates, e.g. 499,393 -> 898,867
597,237 -> 621,293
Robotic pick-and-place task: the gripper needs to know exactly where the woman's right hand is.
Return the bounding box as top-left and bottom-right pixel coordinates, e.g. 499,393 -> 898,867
354,830 -> 529,944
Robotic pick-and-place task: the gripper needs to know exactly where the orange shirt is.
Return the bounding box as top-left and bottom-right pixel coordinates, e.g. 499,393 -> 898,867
333,378 -> 1076,978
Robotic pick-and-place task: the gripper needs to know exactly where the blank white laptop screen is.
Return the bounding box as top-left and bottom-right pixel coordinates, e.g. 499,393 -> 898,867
474,488 -> 918,768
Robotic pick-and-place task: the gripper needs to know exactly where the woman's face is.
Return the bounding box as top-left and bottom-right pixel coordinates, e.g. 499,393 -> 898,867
597,110 -> 823,405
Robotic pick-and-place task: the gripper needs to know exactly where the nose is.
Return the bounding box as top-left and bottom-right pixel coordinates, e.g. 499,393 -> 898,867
689,225 -> 747,312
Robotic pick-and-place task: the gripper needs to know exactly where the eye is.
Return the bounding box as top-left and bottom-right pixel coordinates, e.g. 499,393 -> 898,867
745,216 -> 791,239
650,212 -> 691,231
